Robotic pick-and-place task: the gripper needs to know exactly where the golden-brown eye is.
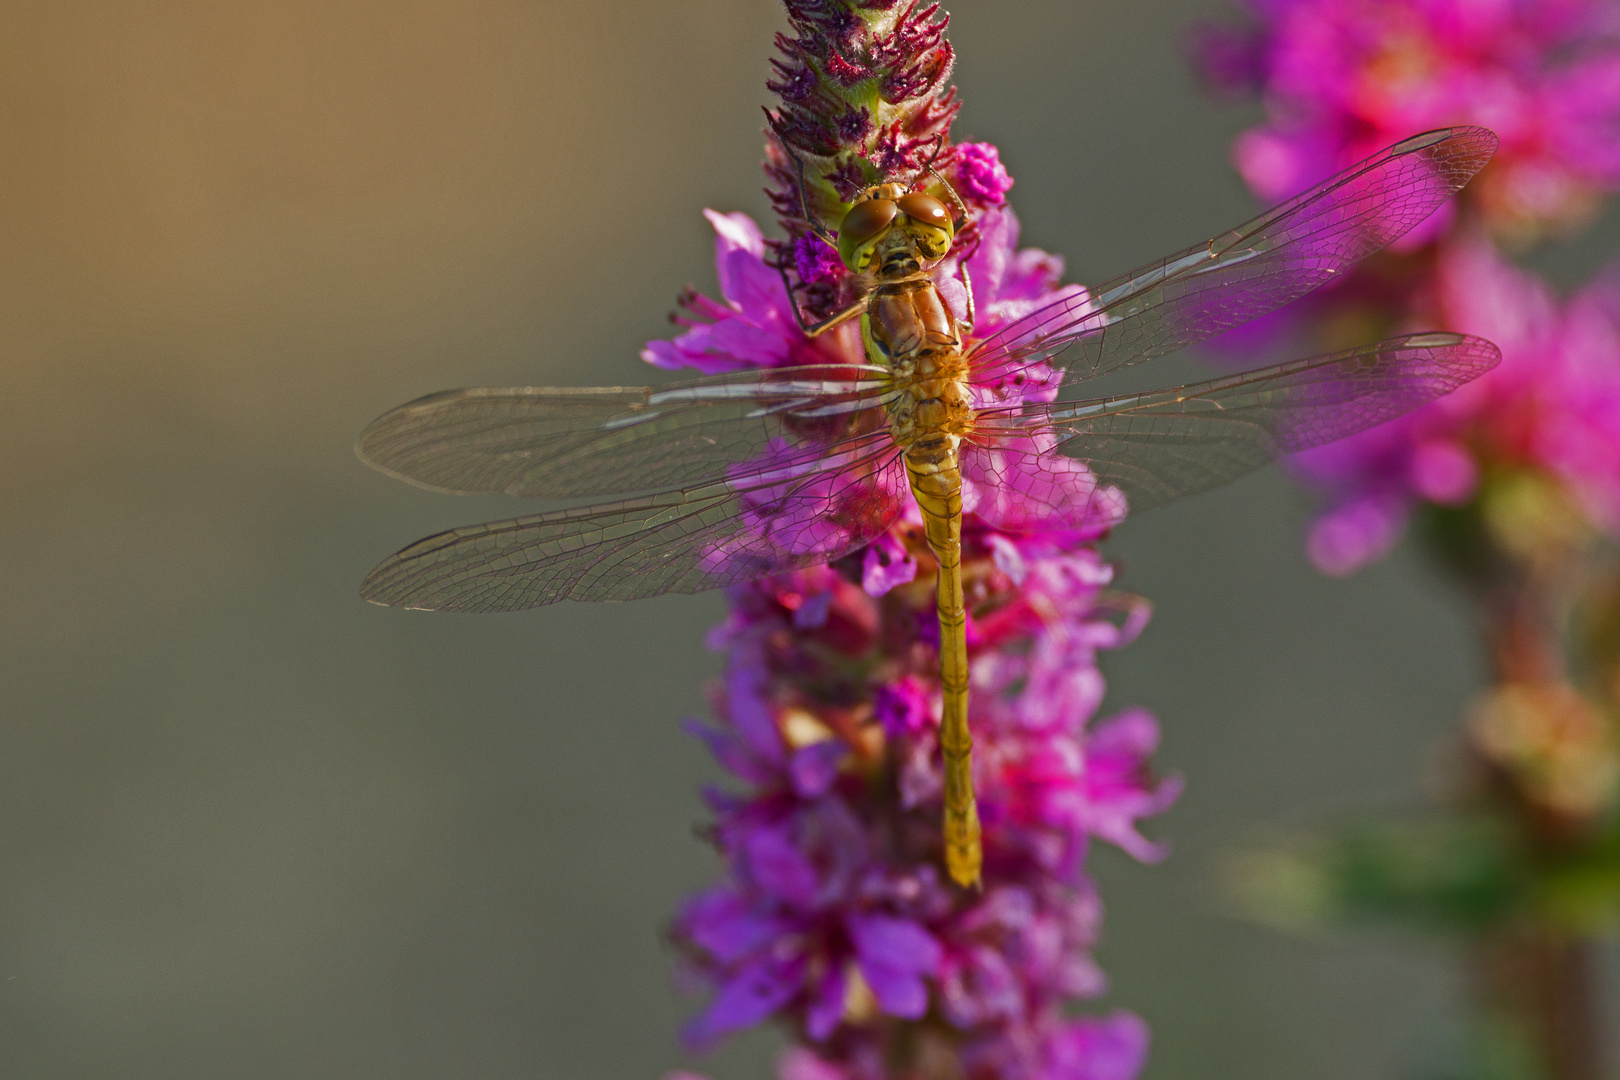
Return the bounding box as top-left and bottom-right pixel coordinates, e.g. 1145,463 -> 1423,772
841,198 -> 899,244
837,198 -> 898,271
897,192 -> 951,228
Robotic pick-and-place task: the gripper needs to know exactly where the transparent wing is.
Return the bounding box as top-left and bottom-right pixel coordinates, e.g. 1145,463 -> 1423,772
966,127 -> 1498,388
968,333 -> 1500,519
357,363 -> 898,499
360,434 -> 905,611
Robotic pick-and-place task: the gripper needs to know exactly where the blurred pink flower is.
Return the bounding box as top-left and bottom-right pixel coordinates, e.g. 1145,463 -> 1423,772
1295,234 -> 1620,571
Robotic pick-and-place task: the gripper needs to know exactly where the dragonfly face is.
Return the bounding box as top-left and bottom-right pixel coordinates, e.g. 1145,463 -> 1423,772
836,184 -> 955,276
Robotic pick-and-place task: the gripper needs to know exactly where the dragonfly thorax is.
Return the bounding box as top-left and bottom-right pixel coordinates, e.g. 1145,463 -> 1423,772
867,276 -> 975,450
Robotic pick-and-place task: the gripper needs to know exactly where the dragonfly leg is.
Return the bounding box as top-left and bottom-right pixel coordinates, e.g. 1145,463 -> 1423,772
919,161 -> 977,332
925,160 -> 972,234
955,247 -> 978,333
777,256 -> 869,339
781,141 -> 839,248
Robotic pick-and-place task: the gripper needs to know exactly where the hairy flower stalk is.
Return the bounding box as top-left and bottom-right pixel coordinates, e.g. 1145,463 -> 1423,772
1191,2 -> 1620,1078
650,5 -> 1177,1079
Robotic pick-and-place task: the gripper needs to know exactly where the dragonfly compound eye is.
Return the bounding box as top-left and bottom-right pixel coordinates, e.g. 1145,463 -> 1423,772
837,198 -> 899,272
897,193 -> 954,259
897,192 -> 951,229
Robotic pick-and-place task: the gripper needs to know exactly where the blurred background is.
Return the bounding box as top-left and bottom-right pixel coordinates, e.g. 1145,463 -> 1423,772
3,1 -> 1617,1078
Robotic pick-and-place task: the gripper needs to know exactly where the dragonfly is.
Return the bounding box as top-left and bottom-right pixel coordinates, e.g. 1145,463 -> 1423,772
358,126 -> 1501,888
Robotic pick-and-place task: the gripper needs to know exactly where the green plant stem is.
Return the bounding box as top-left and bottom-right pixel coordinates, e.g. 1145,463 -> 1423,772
1472,557 -> 1607,1080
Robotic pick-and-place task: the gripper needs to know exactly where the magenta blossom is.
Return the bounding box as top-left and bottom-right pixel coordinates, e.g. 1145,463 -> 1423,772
955,142 -> 1017,208
1295,234 -> 1620,572
642,211 -> 849,375
1193,0 -> 1620,240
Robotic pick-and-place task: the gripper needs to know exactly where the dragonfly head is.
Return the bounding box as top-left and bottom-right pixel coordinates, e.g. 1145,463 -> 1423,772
836,184 -> 955,276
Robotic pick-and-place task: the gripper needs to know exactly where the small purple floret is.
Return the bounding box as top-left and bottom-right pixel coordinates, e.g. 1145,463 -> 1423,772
955,142 -> 1014,207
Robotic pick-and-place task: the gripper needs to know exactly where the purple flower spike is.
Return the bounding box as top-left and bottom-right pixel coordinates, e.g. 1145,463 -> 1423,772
652,6 -> 1175,1079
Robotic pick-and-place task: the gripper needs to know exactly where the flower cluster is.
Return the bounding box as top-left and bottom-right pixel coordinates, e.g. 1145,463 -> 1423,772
653,178 -> 1175,1080
1191,0 -> 1620,244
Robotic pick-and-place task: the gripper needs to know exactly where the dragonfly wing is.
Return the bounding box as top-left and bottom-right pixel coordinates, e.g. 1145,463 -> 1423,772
357,363 -> 897,498
958,433 -> 1129,536
360,434 -> 906,611
971,333 -> 1499,516
966,127 -> 1497,388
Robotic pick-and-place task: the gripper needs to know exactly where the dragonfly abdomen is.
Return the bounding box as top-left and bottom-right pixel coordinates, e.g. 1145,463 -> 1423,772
903,441 -> 979,888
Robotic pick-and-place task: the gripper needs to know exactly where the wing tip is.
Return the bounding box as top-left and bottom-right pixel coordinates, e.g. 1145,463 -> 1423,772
358,564 -> 414,609
1457,334 -> 1503,383
1391,126 -> 1499,185
1369,331 -> 1500,396
1392,124 -> 1499,156
353,388 -> 510,488
359,545 -> 552,614
359,570 -> 480,613
1397,330 -> 1501,379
